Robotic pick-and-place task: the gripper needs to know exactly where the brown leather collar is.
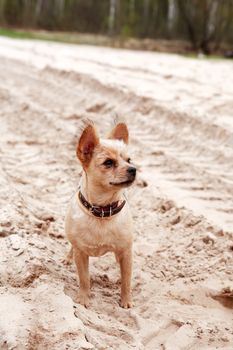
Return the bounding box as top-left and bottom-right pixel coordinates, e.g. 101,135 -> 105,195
78,191 -> 126,218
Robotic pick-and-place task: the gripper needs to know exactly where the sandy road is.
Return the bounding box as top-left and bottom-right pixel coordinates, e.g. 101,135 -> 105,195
0,38 -> 232,349
0,37 -> 233,230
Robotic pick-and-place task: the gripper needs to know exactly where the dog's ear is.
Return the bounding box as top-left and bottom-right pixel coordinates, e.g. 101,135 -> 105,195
108,123 -> 129,144
77,124 -> 99,167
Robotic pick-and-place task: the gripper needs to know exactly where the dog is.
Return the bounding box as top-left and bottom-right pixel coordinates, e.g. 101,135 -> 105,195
65,122 -> 136,308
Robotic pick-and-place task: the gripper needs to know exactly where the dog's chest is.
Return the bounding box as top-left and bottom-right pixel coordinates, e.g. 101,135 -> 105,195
79,222 -> 129,256
80,243 -> 116,257
66,196 -> 133,256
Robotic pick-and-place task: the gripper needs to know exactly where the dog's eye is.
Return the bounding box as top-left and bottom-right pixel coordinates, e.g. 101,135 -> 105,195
127,158 -> 131,163
103,159 -> 114,168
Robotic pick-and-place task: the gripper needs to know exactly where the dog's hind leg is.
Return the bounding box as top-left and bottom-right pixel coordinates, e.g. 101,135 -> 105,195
63,247 -> 74,265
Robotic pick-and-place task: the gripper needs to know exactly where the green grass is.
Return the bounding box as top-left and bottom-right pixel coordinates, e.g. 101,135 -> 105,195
0,27 -> 36,39
183,51 -> 226,61
0,27 -> 112,46
0,27 -> 230,60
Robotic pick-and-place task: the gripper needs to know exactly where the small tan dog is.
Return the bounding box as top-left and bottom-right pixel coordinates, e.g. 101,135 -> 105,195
65,122 -> 136,308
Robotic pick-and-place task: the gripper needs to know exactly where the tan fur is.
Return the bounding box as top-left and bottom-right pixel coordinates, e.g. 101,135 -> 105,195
76,124 -> 99,168
108,122 -> 129,144
65,123 -> 136,308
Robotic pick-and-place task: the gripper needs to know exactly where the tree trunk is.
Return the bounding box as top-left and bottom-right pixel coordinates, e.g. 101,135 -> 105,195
35,0 -> 43,18
129,0 -> 135,19
108,0 -> 116,35
177,0 -> 197,50
168,0 -> 176,33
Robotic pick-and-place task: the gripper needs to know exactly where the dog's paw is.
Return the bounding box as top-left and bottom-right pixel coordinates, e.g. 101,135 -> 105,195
120,299 -> 134,308
62,248 -> 73,265
62,257 -> 72,265
75,293 -> 90,308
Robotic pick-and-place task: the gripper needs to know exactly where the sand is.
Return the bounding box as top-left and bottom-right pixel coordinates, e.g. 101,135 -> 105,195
0,37 -> 232,349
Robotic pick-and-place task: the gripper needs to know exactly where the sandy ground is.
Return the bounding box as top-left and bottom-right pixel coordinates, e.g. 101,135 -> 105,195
0,37 -> 232,350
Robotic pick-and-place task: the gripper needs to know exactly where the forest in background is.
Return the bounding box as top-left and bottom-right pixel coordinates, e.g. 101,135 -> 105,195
0,0 -> 233,54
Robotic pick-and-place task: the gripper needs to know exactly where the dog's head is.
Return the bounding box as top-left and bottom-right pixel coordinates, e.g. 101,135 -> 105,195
77,123 -> 136,190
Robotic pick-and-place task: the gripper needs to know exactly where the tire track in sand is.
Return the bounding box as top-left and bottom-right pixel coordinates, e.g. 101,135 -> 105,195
0,55 -> 232,349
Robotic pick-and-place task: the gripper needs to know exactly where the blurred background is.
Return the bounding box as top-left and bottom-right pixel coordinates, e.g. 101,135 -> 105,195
0,0 -> 233,55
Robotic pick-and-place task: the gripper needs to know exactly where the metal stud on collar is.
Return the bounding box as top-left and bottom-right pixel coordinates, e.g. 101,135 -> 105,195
78,190 -> 126,218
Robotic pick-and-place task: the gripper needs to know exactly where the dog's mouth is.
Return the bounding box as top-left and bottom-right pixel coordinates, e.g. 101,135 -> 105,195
110,179 -> 135,187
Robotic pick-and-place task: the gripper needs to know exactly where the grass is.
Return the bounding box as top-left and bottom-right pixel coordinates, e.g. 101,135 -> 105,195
0,27 -> 37,39
183,52 -> 224,60
0,27 -> 230,60
0,27 -> 112,46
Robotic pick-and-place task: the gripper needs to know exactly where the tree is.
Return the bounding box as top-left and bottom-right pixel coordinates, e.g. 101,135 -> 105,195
176,0 -> 233,53
0,0 -> 232,52
109,0 -> 116,35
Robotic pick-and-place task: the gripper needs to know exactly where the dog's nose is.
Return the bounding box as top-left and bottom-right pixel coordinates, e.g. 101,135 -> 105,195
127,166 -> 136,176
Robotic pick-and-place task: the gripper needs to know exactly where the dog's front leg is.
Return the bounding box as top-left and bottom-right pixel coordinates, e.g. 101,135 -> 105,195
118,248 -> 133,308
74,249 -> 90,307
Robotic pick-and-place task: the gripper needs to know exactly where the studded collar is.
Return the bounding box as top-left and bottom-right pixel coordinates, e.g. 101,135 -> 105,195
78,191 -> 126,218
